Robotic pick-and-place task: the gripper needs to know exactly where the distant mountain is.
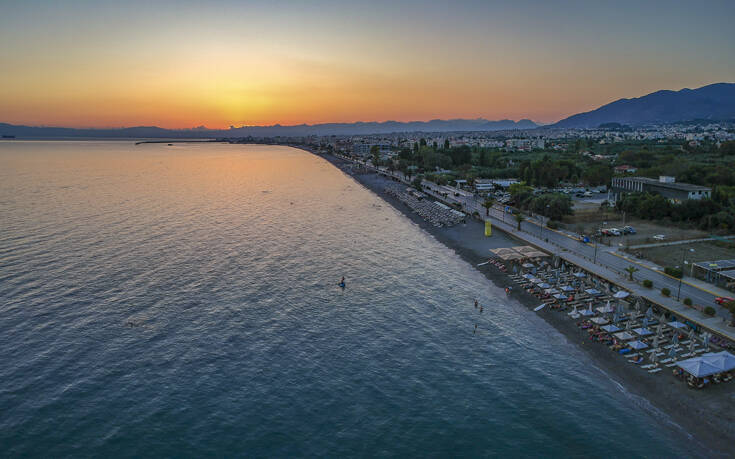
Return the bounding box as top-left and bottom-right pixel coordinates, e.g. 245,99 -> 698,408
0,118 -> 538,139
552,83 -> 735,128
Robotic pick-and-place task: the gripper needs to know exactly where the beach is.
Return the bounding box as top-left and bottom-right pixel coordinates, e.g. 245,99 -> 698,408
317,151 -> 735,457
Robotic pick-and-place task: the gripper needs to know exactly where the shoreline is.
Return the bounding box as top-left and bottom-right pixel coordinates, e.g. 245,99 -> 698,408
314,151 -> 734,457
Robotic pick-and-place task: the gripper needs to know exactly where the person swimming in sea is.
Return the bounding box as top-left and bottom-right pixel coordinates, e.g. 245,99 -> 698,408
339,276 -> 346,288
474,299 -> 478,308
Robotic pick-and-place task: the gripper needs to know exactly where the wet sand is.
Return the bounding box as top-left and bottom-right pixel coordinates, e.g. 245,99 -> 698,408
317,152 -> 734,457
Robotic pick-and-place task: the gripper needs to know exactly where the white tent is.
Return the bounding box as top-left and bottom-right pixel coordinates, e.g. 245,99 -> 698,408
613,290 -> 630,299
701,351 -> 735,372
677,358 -> 722,378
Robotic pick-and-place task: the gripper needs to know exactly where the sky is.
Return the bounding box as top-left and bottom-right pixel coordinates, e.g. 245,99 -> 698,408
1,0 -> 734,129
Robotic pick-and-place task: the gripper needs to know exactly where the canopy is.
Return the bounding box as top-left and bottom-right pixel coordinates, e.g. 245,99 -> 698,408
560,285 -> 575,292
522,263 -> 535,269
539,283 -> 552,289
613,290 -> 630,299
701,351 -> 735,372
677,358 -> 722,378
531,278 -> 544,284
578,309 -> 595,317
667,321 -> 687,329
633,327 -> 652,337
544,287 -> 559,294
573,272 -> 586,278
601,324 -> 621,333
522,273 -> 535,280
585,288 -> 602,295
597,305 -> 614,314
614,331 -> 635,341
591,317 -> 608,325
553,293 -> 568,300
629,340 -> 649,350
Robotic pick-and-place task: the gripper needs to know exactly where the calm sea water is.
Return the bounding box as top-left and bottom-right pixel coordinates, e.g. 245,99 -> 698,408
0,141 -> 695,457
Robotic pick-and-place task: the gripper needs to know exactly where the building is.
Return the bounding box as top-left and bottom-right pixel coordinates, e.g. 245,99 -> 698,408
611,176 -> 711,203
613,165 -> 638,174
352,143 -> 392,157
475,178 -> 519,193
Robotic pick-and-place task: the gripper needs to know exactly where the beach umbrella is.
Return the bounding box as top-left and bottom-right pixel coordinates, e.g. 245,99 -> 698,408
626,319 -> 632,331
642,317 -> 649,329
656,323 -> 663,337
652,335 -> 660,349
688,328 -> 695,341
703,333 -> 710,352
668,347 -> 678,359
587,302 -> 593,314
659,312 -> 667,324
651,351 -> 658,365
646,307 -> 653,320
672,333 -> 679,346
613,290 -> 629,299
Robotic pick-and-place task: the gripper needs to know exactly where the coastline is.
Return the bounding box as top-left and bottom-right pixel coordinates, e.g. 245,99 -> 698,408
314,150 -> 734,457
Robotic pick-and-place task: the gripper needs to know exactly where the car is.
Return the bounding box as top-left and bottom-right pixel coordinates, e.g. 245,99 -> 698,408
608,228 -> 621,236
715,297 -> 734,305
623,226 -> 636,234
652,234 -> 666,241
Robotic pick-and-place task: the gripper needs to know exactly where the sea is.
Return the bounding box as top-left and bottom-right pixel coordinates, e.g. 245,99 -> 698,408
0,141 -> 697,457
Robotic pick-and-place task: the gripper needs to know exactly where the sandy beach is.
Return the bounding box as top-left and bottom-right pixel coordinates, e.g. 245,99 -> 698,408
317,151 -> 735,457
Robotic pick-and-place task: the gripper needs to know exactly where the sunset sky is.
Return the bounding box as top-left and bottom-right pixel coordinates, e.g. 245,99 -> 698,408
1,0 -> 734,129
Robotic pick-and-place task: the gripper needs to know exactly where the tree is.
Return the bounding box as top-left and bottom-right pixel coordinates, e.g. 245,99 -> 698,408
513,212 -> 525,231
412,176 -> 423,191
370,145 -> 381,167
726,300 -> 735,326
624,266 -> 639,281
483,198 -> 495,216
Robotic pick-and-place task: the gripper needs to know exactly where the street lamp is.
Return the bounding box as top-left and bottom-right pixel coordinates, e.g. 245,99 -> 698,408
676,248 -> 695,301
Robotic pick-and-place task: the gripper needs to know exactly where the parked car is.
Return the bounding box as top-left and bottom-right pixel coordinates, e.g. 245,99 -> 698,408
652,234 -> 666,241
623,226 -> 636,234
608,228 -> 622,236
715,297 -> 734,305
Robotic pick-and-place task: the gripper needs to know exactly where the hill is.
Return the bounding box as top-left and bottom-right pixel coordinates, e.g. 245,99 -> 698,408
0,118 -> 538,139
552,83 -> 735,128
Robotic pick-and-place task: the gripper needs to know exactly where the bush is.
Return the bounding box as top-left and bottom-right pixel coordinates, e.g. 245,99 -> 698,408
683,297 -> 693,306
643,279 -> 653,288
661,287 -> 671,297
664,267 -> 683,278
704,306 -> 716,316
547,220 -> 559,230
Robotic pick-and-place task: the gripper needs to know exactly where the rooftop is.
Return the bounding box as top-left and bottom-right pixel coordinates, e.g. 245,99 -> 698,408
616,176 -> 711,192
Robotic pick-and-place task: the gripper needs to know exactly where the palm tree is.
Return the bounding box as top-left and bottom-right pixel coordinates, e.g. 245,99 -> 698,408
726,300 -> 735,327
513,212 -> 525,231
625,266 -> 639,281
482,198 -> 495,216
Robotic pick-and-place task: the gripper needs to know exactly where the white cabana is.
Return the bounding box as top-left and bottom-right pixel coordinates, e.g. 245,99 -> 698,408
613,290 -> 630,299
667,321 -> 687,330
591,317 -> 609,325
633,327 -> 653,337
573,272 -> 586,278
602,324 -> 621,333
585,288 -> 602,296
553,293 -> 568,300
522,273 -> 535,280
614,331 -> 635,341
597,305 -> 614,314
560,285 -> 575,292
629,340 -> 649,350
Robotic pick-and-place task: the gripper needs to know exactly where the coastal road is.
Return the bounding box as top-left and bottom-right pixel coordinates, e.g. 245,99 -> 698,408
351,159 -> 730,320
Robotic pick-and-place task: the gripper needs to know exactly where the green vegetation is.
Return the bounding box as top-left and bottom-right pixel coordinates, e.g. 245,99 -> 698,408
704,306 -> 716,316
726,300 -> 735,326
513,212 -> 525,231
664,267 -> 683,278
411,176 -> 423,191
546,220 -> 559,230
683,297 -> 692,306
508,183 -> 574,220
624,266 -> 639,281
661,287 -> 671,297
643,279 -> 653,288
370,145 -> 381,167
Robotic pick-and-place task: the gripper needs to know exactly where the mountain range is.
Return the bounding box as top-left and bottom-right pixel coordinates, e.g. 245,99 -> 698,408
552,83 -> 735,128
2,83 -> 734,138
0,119 -> 538,139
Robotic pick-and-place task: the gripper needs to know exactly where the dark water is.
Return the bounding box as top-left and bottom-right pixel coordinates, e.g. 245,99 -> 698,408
0,141 -> 694,457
